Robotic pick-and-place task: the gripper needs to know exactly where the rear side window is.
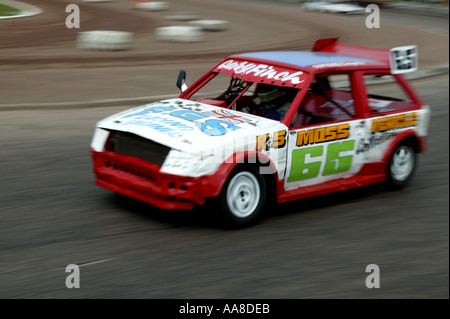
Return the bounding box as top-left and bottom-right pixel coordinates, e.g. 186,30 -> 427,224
292,73 -> 355,127
363,74 -> 414,114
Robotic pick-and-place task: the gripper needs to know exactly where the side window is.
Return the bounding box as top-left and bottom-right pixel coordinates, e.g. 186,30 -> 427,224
363,74 -> 414,114
249,83 -> 299,121
292,73 -> 355,127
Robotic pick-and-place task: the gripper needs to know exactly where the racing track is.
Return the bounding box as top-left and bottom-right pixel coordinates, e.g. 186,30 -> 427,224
0,0 -> 448,299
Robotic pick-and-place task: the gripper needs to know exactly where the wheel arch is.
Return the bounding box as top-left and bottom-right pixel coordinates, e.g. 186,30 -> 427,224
207,151 -> 280,199
382,129 -> 423,164
383,130 -> 419,188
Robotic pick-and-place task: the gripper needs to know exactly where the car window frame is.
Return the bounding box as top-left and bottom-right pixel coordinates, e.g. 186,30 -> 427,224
354,70 -> 424,118
284,70 -> 367,129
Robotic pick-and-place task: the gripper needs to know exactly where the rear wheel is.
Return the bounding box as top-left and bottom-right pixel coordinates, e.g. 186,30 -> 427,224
218,165 -> 266,228
387,139 -> 416,189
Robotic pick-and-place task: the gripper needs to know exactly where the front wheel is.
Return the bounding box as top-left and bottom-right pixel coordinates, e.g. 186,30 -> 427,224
387,140 -> 416,189
218,165 -> 266,228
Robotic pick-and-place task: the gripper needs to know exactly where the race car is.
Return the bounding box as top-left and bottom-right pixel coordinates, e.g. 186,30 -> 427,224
91,38 -> 429,228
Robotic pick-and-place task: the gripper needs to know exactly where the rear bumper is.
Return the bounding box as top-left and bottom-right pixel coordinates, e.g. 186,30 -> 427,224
92,150 -> 224,210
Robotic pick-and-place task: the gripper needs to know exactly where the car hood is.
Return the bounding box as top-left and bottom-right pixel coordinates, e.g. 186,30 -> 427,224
97,98 -> 287,153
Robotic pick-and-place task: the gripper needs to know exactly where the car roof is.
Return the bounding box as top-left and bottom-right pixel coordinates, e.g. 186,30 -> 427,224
235,51 -> 375,69
213,50 -> 384,89
213,39 -> 399,87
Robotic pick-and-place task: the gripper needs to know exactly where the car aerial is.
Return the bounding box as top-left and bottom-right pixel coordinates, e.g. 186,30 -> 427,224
90,38 -> 429,228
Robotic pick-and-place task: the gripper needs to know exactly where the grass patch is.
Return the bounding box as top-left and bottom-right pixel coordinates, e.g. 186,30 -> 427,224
0,3 -> 20,17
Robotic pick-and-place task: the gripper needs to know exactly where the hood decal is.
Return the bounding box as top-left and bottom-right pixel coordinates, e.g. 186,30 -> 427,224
97,98 -> 287,157
114,99 -> 255,137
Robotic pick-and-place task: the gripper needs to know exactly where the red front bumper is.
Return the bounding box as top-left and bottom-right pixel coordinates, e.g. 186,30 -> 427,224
92,150 -> 224,210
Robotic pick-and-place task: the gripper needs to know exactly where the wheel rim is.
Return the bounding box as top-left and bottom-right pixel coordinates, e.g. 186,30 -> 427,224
226,171 -> 261,218
391,145 -> 414,182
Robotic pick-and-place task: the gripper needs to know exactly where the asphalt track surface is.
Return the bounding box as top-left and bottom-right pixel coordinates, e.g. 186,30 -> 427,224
0,0 -> 448,299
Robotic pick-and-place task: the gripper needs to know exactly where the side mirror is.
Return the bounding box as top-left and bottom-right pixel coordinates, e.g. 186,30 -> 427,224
176,70 -> 188,92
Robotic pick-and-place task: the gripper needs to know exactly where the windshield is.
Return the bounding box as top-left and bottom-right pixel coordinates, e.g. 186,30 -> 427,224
186,72 -> 301,122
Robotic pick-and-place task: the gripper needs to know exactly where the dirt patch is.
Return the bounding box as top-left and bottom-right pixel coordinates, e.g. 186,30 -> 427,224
0,0 -> 447,105
0,0 -> 157,49
0,0 -> 446,68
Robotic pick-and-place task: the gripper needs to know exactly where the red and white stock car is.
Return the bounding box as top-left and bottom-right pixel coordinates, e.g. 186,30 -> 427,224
91,38 -> 430,227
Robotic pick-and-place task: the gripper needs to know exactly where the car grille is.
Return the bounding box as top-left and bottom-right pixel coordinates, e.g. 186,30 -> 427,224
104,159 -> 157,182
106,130 -> 171,166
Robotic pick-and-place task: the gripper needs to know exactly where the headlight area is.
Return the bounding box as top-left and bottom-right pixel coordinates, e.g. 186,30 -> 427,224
90,127 -> 110,152
160,149 -> 221,178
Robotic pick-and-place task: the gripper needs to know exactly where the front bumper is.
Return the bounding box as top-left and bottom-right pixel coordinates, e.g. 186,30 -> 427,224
92,150 -> 224,210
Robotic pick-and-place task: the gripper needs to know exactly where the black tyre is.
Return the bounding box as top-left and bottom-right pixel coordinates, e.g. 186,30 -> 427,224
218,164 -> 267,228
386,139 -> 417,189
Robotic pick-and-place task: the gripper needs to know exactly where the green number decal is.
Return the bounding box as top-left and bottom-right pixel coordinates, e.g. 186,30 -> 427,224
287,146 -> 323,182
287,140 -> 355,182
322,140 -> 355,176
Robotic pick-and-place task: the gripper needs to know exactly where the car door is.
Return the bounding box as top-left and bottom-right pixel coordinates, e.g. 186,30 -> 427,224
355,72 -> 424,163
283,73 -> 369,190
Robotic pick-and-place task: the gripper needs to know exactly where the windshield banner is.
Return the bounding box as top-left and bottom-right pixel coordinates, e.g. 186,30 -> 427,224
215,59 -> 309,88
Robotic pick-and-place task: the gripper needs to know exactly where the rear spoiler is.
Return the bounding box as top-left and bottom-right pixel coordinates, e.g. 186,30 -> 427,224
312,38 -> 418,74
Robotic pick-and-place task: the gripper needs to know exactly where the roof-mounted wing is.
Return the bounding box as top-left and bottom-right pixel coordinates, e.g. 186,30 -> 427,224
389,45 -> 418,74
312,38 -> 418,74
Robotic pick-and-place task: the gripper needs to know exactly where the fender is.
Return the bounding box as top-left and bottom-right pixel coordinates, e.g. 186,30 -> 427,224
382,129 -> 424,164
201,151 -> 280,199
